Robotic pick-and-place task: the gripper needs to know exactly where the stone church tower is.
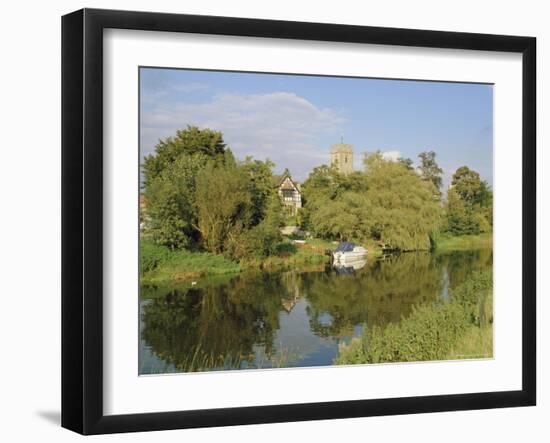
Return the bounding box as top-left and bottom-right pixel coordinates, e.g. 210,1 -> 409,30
330,143 -> 353,174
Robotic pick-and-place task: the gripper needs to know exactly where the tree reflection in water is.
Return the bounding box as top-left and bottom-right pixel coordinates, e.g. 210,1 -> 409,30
140,249 -> 492,373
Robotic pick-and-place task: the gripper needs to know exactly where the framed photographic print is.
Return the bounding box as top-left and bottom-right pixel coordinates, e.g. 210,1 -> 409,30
61,8 -> 536,435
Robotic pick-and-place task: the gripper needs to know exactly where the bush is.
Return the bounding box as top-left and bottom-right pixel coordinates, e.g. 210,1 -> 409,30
450,270 -> 493,326
336,271 -> 493,364
337,301 -> 469,364
140,240 -> 171,275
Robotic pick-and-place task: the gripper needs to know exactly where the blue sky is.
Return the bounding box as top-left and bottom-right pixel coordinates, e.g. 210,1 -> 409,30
140,68 -> 493,188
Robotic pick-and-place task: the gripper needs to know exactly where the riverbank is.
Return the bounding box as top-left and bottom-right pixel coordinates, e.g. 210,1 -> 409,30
435,233 -> 493,251
141,234 -> 488,285
140,241 -> 242,285
448,324 -> 493,360
141,238 -> 334,284
335,270 -> 493,365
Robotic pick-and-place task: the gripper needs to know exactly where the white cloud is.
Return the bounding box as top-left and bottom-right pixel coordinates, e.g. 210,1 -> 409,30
172,82 -> 210,93
141,82 -> 210,105
141,92 -> 345,181
381,150 -> 402,162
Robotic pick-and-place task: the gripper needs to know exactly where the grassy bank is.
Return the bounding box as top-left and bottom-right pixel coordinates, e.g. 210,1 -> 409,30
435,233 -> 493,251
448,324 -> 493,360
141,238 -> 333,284
141,232 -> 480,285
141,240 -> 242,285
335,270 -> 493,365
141,234 -> 395,284
240,241 -> 330,270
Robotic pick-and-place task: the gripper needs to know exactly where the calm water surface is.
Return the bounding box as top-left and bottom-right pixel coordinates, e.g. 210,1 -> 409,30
139,249 -> 492,374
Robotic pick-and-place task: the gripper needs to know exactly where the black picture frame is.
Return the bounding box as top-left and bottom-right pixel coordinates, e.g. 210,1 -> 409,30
61,8 -> 536,435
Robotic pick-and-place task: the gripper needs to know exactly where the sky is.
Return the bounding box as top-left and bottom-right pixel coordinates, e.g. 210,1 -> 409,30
140,68 -> 493,188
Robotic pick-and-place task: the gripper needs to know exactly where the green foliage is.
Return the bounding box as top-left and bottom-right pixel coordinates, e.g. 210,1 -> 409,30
336,270 -> 493,364
144,153 -> 208,249
338,302 -> 469,364
309,192 -> 372,241
451,166 -> 482,203
444,166 -> 493,235
418,151 -> 443,192
140,240 -> 242,283
435,233 -> 493,251
363,153 -> 442,250
398,157 -> 414,170
227,194 -> 284,259
142,126 -> 284,258
241,157 -> 277,225
140,240 -> 172,274
142,126 -> 227,186
194,162 -> 252,254
449,270 -> 493,326
301,153 -> 442,250
445,187 -> 479,235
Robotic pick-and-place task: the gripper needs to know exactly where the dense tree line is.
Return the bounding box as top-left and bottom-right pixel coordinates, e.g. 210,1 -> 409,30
143,126 -> 493,257
142,126 -> 283,259
300,150 -> 492,250
300,152 -> 443,251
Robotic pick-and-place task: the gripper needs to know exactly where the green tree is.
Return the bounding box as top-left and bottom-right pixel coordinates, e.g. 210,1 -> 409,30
418,151 -> 443,193
301,153 -> 442,250
142,126 -> 285,255
451,166 -> 482,204
309,192 -> 372,241
144,153 -> 209,249
142,126 -> 227,187
444,167 -> 492,235
445,187 -> 479,235
364,152 -> 442,250
241,157 -> 277,225
194,163 -> 252,254
300,165 -> 368,231
398,157 -> 414,171
234,194 -> 284,259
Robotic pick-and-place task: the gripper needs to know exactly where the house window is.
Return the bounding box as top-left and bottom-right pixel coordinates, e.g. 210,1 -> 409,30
282,190 -> 294,202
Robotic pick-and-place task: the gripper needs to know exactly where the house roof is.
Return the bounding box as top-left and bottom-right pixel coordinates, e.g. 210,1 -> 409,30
272,174 -> 301,193
271,175 -> 284,186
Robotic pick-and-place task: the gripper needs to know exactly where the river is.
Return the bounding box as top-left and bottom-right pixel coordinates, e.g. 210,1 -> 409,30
139,248 -> 492,374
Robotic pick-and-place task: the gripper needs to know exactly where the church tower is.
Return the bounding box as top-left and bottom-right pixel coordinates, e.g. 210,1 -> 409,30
330,142 -> 353,174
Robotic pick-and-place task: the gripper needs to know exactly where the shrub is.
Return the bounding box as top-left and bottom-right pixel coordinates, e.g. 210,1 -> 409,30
140,240 -> 171,275
336,271 -> 493,364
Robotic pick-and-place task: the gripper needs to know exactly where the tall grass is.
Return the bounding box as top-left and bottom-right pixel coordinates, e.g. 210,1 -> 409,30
435,233 -> 493,251
336,270 -> 493,364
140,240 -> 242,284
140,238 -> 331,283
448,324 -> 493,360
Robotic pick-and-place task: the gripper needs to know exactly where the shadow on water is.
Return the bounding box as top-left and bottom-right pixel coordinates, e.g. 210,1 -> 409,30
139,248 -> 492,374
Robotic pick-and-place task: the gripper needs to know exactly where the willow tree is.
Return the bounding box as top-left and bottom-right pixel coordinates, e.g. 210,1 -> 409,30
363,152 -> 442,250
309,192 -> 372,241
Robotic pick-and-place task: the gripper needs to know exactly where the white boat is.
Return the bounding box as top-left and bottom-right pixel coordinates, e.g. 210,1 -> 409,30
332,242 -> 367,263
332,258 -> 367,272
